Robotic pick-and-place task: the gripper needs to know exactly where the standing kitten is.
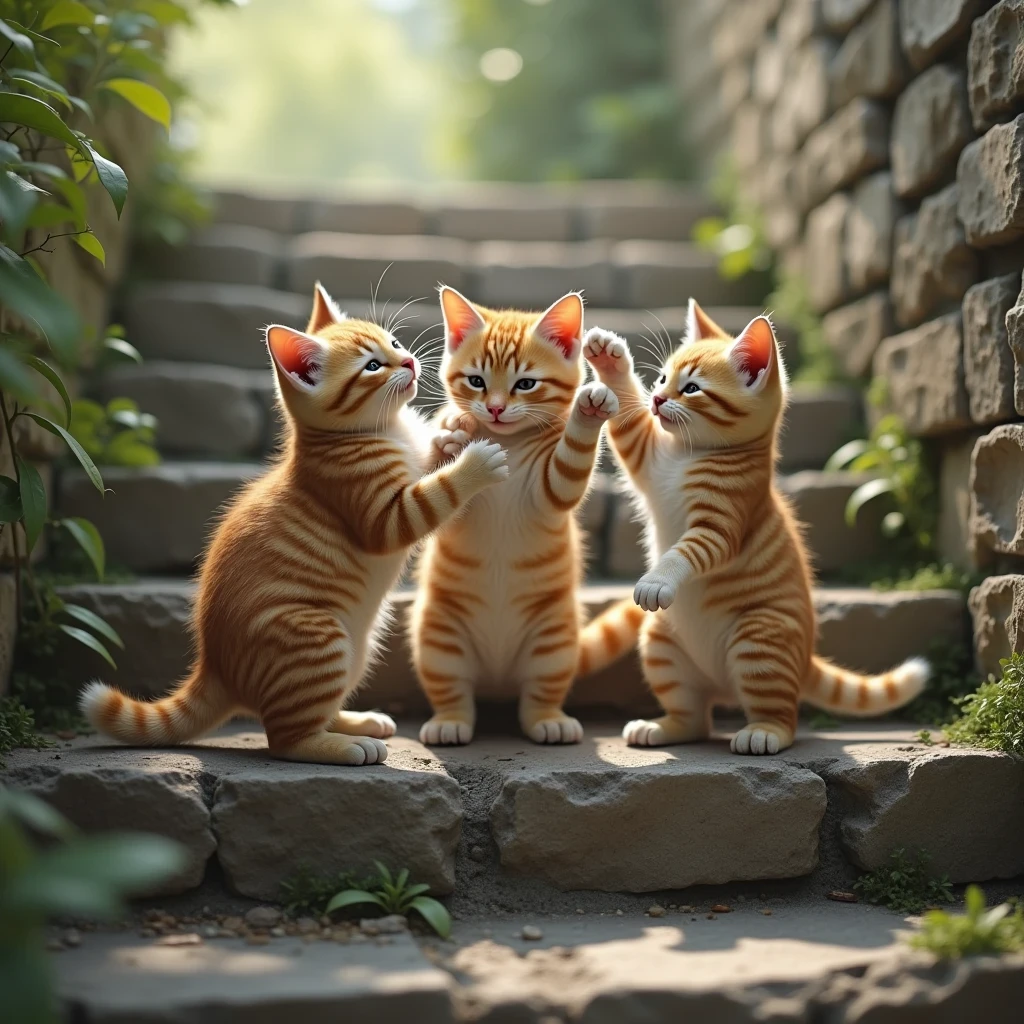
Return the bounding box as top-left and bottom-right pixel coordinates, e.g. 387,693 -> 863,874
583,301 -> 929,755
410,287 -> 632,745
81,283 -> 507,766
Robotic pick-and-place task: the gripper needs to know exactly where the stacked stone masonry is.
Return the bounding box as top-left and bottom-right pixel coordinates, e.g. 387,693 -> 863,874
671,0 -> 1024,670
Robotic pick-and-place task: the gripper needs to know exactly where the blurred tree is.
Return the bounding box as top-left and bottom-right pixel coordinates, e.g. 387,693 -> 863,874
441,0 -> 689,181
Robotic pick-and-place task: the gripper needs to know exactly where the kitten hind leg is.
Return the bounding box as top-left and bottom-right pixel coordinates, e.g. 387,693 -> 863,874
271,731 -> 388,766
624,612 -> 712,746
414,611 -> 477,745
518,621 -> 583,744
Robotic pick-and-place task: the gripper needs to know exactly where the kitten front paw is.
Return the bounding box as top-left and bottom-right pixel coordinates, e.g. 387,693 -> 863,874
574,382 -> 619,421
420,716 -> 474,745
454,439 -> 509,487
634,571 -> 677,611
523,713 -> 584,744
583,327 -> 633,379
431,427 -> 472,462
440,410 -> 477,434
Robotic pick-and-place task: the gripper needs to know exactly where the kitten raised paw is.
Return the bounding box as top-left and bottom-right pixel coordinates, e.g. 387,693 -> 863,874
419,717 -> 474,745
633,572 -> 677,611
583,328 -> 632,378
524,713 -> 584,744
575,382 -> 619,421
455,440 -> 510,485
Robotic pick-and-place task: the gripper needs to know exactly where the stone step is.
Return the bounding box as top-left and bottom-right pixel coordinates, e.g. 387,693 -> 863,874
59,463 -> 872,576
210,180 -> 718,242
5,721 -> 1018,906
137,226 -> 285,290
49,581 -> 966,711
91,360 -> 857,469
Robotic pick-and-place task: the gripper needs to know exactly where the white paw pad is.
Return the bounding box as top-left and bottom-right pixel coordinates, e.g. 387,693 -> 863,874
730,728 -> 781,756
419,718 -> 474,745
577,383 -> 619,420
633,574 -> 676,611
349,736 -> 389,765
527,716 -> 584,744
622,719 -> 665,746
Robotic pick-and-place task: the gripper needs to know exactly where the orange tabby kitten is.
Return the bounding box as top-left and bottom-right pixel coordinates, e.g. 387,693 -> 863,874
82,283 -> 508,765
583,301 -> 929,755
410,288 -> 635,745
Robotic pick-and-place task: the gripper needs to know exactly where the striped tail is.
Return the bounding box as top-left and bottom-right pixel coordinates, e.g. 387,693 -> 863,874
803,655 -> 929,716
577,599 -> 645,677
80,671 -> 233,747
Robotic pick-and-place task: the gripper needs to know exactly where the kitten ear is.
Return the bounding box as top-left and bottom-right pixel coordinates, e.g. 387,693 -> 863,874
533,292 -> 584,360
727,316 -> 777,392
266,325 -> 329,391
685,298 -> 727,343
440,286 -> 486,351
307,282 -> 347,334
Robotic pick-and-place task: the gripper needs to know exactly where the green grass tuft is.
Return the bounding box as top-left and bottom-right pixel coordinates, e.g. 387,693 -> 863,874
853,849 -> 954,915
945,654 -> 1024,758
0,697 -> 50,767
910,886 -> 1024,958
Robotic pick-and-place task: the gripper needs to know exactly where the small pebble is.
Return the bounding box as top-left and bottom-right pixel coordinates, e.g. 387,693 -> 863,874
63,929 -> 82,948
761,909 -> 773,916
245,906 -> 282,929
202,925 -> 219,939
575,908 -> 584,915
521,925 -> 543,941
469,845 -> 486,862
678,905 -> 695,914
270,927 -> 286,938
615,909 -> 623,916
668,904 -> 677,910
245,933 -> 270,946
706,914 -> 717,920
826,891 -> 859,904
156,933 -> 202,947
222,917 -> 244,932
647,905 -> 666,918
55,730 -> 77,741
710,904 -> 732,914
296,917 -> 319,935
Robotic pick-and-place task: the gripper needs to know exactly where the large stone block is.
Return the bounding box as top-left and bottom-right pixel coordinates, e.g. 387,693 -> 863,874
761,157 -> 802,249
957,115 -> 1024,247
771,40 -> 836,154
800,99 -> 890,210
846,172 -> 900,295
732,102 -> 769,174
212,189 -> 302,233
805,194 -> 852,313
473,240 -> 614,308
891,65 -> 974,200
822,292 -> 895,377
823,0 -> 875,31
491,756 -> 826,891
306,197 -> 426,236
577,188 -> 715,243
970,424 -> 1024,558
212,760 -> 462,899
873,313 -> 971,436
140,226 -> 282,289
891,185 -> 979,328
1005,270 -> 1024,414
900,0 -> 992,71
963,274 -> 1020,425
968,0 -> 1024,131
612,241 -> 740,308
938,430 -> 987,569
969,573 -> 1024,676
830,0 -> 908,108
778,0 -> 826,52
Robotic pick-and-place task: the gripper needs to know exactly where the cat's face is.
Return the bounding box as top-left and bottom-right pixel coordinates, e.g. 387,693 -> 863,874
266,283 -> 420,432
439,287 -> 584,436
650,301 -> 786,449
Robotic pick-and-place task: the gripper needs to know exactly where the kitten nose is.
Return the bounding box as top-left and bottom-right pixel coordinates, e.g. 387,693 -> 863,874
401,358 -> 416,375
652,395 -> 667,408
486,404 -> 506,420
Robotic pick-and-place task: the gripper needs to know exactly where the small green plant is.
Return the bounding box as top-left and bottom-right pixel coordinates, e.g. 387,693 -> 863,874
280,865 -> 364,917
826,413 -> 937,556
0,697 -> 48,765
69,396 -> 159,468
945,654 -> 1024,758
910,885 -> 1024,958
853,849 -> 954,915
768,270 -> 843,384
693,160 -> 772,281
869,562 -> 978,594
915,729 -> 934,746
0,785 -> 186,1024
326,861 -> 452,939
808,711 -> 841,730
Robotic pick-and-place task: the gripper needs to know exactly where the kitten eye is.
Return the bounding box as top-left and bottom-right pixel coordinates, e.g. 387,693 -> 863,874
467,375 -> 485,389
682,382 -> 701,395
513,378 -> 537,391
365,360 -> 382,372
392,339 -> 401,349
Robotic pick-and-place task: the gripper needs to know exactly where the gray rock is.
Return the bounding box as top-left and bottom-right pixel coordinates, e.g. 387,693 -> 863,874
94,362 -> 272,458
800,99 -> 890,210
732,101 -> 769,174
288,232 -> 469,301
612,241 -> 748,309
140,226 -> 283,289
891,65 -> 974,200
822,0 -> 875,31
577,189 -> 715,243
244,906 -> 283,929
780,385 -> 863,472
58,463 -> 262,572
3,761 -> 214,896
962,274 -> 1020,425
428,195 -> 572,243
900,0 -> 992,71
1004,270 -> 1024,414
212,764 -> 462,899
822,292 -> 895,378
778,0 -> 826,52
845,172 -> 900,295
125,282 -> 308,369
969,573 -> 1024,676
805,194 -> 852,313
830,0 -> 908,108
825,750 -> 1024,882
761,156 -> 802,249
473,240 -> 614,308
772,41 -> 836,154
891,185 -> 979,328
306,198 -> 426,236
212,189 -> 302,233
968,0 -> 1024,131
873,313 -> 971,436
937,430 -> 987,570
491,758 -> 826,891
753,38 -> 785,106
970,424 -> 1024,559
957,115 -> 1024,248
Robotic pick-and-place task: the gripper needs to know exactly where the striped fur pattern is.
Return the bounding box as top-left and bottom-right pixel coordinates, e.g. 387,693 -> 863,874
583,300 -> 929,756
81,283 -> 508,766
410,287 -> 622,746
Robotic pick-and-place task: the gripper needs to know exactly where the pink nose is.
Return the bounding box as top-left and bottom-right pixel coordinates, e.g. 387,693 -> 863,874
487,404 -> 505,420
401,358 -> 416,375
653,395 -> 666,408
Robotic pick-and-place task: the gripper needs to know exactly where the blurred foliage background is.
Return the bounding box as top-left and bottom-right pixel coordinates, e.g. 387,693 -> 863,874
170,0 -> 689,187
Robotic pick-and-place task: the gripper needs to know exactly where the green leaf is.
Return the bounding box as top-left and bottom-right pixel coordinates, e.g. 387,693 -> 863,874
409,896 -> 451,938
0,475 -> 22,523
41,1 -> 95,30
7,69 -> 72,109
4,872 -> 122,919
0,243 -> 79,357
100,78 -> 171,131
401,882 -> 432,900
59,624 -> 116,668
44,832 -> 186,891
26,356 -> 72,427
0,342 -> 38,401
80,140 -> 128,217
50,175 -> 87,230
373,860 -> 393,886
0,787 -> 76,839
25,412 -> 104,493
0,18 -> 35,59
395,867 -> 409,891
0,171 -> 42,240
103,337 -> 142,363
74,231 -> 106,266
325,889 -> 388,915
25,200 -> 77,230
62,604 -> 123,649
137,1 -> 193,27
692,216 -> 726,247
0,139 -> 21,163
17,457 -> 46,553
845,477 -> 896,529
58,517 -> 105,580
825,438 -> 871,472
0,94 -> 82,153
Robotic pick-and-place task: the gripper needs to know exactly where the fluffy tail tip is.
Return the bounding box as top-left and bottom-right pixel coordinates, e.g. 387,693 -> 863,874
896,656 -> 930,702
79,680 -> 112,729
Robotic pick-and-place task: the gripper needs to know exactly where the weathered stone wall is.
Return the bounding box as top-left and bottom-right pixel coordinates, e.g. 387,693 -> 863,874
670,0 -> 1024,673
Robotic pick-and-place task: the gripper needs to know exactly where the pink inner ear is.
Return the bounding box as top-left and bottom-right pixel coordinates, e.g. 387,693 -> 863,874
268,327 -> 321,386
732,318 -> 774,385
441,288 -> 483,350
536,294 -> 583,358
